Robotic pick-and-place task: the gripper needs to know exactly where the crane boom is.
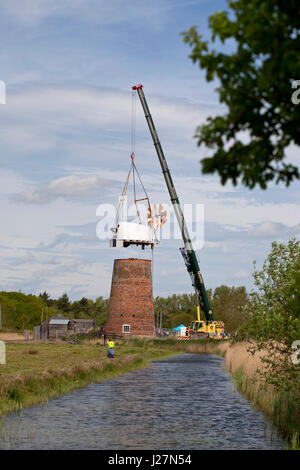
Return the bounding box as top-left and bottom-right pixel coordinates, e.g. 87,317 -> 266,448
132,84 -> 214,322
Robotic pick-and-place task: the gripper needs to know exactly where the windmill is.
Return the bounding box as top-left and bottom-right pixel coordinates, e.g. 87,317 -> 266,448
110,154 -> 167,250
147,203 -> 167,243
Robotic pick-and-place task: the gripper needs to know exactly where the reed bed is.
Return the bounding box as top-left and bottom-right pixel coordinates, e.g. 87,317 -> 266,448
177,338 -> 299,449
218,341 -> 299,449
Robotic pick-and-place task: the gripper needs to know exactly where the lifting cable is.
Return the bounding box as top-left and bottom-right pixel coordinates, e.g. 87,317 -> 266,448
131,91 -> 136,156
115,93 -> 151,227
115,164 -> 132,226
131,157 -> 151,224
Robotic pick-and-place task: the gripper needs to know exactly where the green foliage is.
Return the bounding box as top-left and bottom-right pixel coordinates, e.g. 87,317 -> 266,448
0,291 -> 45,330
39,291 -> 50,306
0,285 -> 248,334
182,0 -> 300,189
287,262 -> 300,318
95,296 -> 109,326
238,238 -> 300,392
154,287 -> 248,332
154,293 -> 197,329
273,391 -> 300,449
211,285 -> 248,332
239,238 -> 300,343
0,291 -> 109,331
57,293 -> 71,313
45,294 -> 108,327
170,313 -> 194,329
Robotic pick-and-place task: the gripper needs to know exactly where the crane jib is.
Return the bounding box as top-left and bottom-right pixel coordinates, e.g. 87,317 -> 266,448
133,84 -> 214,322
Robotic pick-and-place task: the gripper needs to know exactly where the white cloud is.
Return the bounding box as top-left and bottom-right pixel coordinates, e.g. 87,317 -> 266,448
0,258 -> 112,299
234,269 -> 251,279
13,251 -> 36,265
48,175 -> 99,194
17,175 -> 114,204
160,267 -> 186,277
246,221 -> 283,238
0,83 -> 227,205
0,0 -> 197,28
1,84 -> 217,143
203,241 -> 221,248
245,221 -> 300,239
37,232 -> 99,249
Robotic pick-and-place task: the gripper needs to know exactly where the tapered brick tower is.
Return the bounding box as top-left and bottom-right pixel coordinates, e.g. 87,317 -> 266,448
106,258 -> 155,337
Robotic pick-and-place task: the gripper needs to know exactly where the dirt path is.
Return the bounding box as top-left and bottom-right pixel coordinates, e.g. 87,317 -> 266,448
0,332 -> 28,341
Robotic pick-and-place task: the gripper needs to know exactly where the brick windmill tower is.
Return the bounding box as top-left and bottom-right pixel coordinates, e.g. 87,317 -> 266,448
105,153 -> 166,337
106,258 -> 154,337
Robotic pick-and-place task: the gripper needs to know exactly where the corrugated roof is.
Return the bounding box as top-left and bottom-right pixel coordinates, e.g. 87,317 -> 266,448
49,319 -> 69,325
73,319 -> 94,322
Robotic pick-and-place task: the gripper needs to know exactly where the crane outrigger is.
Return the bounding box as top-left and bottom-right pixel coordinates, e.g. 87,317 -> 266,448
132,84 -> 226,339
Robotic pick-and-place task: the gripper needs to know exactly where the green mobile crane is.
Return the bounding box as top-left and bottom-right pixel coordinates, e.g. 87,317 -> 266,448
133,84 -> 226,339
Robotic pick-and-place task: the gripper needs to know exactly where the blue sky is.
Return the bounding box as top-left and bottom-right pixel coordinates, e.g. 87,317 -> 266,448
0,0 -> 299,300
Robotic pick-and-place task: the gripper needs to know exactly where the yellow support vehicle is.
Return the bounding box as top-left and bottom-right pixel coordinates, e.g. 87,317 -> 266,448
187,306 -> 228,340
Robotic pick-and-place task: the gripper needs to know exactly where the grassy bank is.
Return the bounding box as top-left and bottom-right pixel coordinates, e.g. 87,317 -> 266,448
0,338 -> 188,417
202,340 -> 299,450
179,339 -> 299,449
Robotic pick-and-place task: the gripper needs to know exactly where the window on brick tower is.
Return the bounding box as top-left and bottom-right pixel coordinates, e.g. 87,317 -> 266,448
123,324 -> 130,333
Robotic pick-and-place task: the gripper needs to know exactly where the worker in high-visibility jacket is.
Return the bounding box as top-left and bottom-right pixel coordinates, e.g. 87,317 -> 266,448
107,338 -> 115,358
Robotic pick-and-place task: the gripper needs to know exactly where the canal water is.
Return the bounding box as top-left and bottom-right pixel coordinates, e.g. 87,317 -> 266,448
0,353 -> 285,449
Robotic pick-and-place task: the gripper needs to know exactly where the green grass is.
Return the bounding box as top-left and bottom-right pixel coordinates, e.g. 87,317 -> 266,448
273,392 -> 300,449
231,366 -> 300,450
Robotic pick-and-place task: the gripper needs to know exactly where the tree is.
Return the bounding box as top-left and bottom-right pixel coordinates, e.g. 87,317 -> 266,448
39,291 -> 51,306
153,288 -> 248,330
79,297 -> 89,309
287,261 -> 300,317
95,296 -> 109,326
57,293 -> 71,314
170,313 -> 194,329
238,238 -> 300,390
182,0 -> 300,189
0,291 -> 45,330
154,293 -> 198,329
211,285 -> 248,332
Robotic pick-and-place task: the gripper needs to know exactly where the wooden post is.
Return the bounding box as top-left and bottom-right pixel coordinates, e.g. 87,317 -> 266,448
0,340 -> 5,365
